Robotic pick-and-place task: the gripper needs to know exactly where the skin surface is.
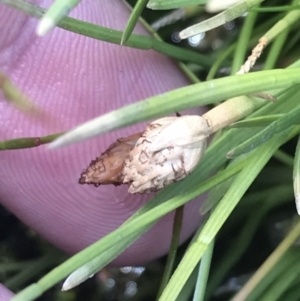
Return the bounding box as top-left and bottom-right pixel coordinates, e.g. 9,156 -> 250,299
0,1 -> 206,296
0,284 -> 14,300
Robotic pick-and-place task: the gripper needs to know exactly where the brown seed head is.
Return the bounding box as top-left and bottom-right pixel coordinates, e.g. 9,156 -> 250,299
79,132 -> 142,186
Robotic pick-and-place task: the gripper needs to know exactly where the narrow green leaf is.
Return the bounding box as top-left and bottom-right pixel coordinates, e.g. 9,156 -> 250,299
259,260 -> 300,301
231,3 -> 260,74
230,115 -> 283,128
0,133 -> 63,150
158,128 -> 298,301
1,0 -> 212,66
192,240 -> 214,301
206,186 -> 294,298
231,218 -> 300,301
179,0 -> 264,39
156,206 -> 184,300
36,0 -> 81,36
274,149 -> 294,167
227,101 -> 300,158
293,135 -> 300,214
121,0 -> 148,45
147,0 -> 207,10
264,3 -> 300,43
246,248 -> 300,301
62,228 -> 152,291
250,4 -> 300,12
0,72 -> 37,112
49,69 -> 300,149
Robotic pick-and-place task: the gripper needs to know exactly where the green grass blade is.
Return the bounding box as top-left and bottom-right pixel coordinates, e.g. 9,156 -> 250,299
230,115 -> 283,128
0,133 -> 63,150
49,68 -> 300,148
293,135 -> 300,214
231,218 -> 300,301
263,2 -> 300,43
245,248 -> 300,301
158,128 -> 299,301
36,0 -> 81,36
259,260 -> 300,301
192,240 -> 214,301
250,4 -> 300,12
121,0 -> 148,45
227,98 -> 300,158
179,0 -> 264,39
231,4 -> 260,74
156,206 -> 184,300
1,0 -> 212,66
147,0 -> 207,10
206,185 -> 294,298
62,227 -> 153,290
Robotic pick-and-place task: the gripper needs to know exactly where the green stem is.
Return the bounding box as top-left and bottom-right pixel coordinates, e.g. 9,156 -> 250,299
231,5 -> 259,74
121,0 -> 148,45
0,0 -> 212,67
0,132 -> 63,150
193,240 -> 214,301
230,218 -> 300,301
156,206 -> 184,300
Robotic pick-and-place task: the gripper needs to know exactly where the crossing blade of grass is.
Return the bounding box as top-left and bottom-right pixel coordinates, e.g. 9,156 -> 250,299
259,259 -> 300,301
206,184 -> 294,297
0,72 -> 38,113
179,0 -> 264,39
192,240 -> 214,301
245,248 -> 300,301
293,135 -> 300,214
62,227 -> 153,291
231,218 -> 300,301
121,0 -> 148,45
36,0 -> 81,36
0,133 -> 63,150
49,68 -> 300,149
227,100 -> 300,158
1,0 -> 212,66
156,206 -> 184,300
147,0 -> 207,10
231,1 -> 260,74
230,115 -> 283,128
158,127 -> 299,301
263,1 -> 300,43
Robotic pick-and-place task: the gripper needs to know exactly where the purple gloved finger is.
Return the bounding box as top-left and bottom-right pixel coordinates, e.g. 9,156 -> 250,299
0,284 -> 14,301
0,0 -> 206,265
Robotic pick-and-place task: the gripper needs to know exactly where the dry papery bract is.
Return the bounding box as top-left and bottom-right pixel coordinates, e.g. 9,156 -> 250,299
79,132 -> 142,186
79,115 -> 211,194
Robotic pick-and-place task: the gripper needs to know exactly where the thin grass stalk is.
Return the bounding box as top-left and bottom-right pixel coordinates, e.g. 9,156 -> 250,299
245,248 -> 300,301
156,206 -> 184,300
192,240 -> 214,301
121,0 -> 149,44
230,218 -> 300,301
122,0 -> 200,83
231,4 -> 260,74
259,260 -> 300,301
293,135 -> 300,214
274,149 -> 294,166
0,0 -> 212,66
158,127 -> 300,301
36,0 -> 81,36
0,133 -> 63,150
